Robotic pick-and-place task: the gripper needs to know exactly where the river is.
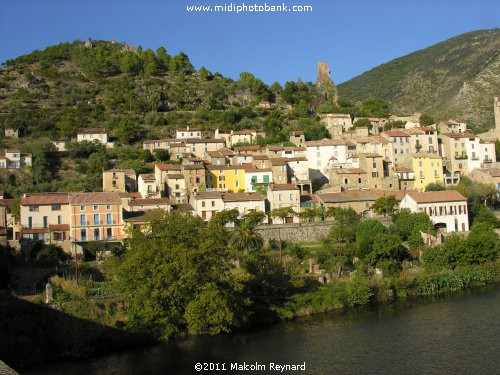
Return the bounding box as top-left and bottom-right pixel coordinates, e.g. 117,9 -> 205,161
24,286 -> 499,375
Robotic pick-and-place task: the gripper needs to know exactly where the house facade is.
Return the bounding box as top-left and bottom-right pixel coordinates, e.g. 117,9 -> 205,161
399,190 -> 469,233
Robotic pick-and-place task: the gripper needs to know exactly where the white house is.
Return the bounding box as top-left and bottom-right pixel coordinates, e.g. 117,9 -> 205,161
176,127 -> 202,139
305,139 -> 348,182
399,190 -> 469,233
138,174 -> 158,199
77,129 -> 109,145
244,167 -> 273,193
191,191 -> 265,221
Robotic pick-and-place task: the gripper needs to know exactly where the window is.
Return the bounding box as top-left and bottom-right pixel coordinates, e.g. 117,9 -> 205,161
94,214 -> 99,225
93,205 -> 98,211
107,228 -> 112,239
211,201 -> 215,207
358,178 -> 362,184
106,213 -> 112,225
94,228 -> 100,241
434,170 -> 438,177
80,206 -> 85,211
219,176 -> 225,181
80,214 -> 86,225
29,205 -> 39,212
28,217 -> 32,229
57,215 -> 62,225
263,175 -> 270,183
372,172 -> 378,178
234,170 -> 238,176
289,193 -> 294,201
373,162 -> 377,168
202,201 -> 206,207
420,171 -> 424,178
51,204 -> 61,211
429,137 -> 433,144
279,194 -> 283,202
236,181 -> 239,188
175,184 -> 180,189
81,229 -> 87,241
106,205 -> 111,210
344,178 -> 348,184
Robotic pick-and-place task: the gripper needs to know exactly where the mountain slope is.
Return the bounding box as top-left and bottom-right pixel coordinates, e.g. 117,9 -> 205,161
338,29 -> 500,130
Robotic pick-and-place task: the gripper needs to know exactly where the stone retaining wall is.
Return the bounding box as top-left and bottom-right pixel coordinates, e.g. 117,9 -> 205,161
253,222 -> 332,242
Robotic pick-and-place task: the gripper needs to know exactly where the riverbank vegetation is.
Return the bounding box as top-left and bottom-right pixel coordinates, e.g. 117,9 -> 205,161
27,205 -> 496,338
0,205 -> 498,369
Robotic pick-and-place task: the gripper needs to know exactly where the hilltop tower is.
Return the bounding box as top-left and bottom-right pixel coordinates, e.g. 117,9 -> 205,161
316,62 -> 338,107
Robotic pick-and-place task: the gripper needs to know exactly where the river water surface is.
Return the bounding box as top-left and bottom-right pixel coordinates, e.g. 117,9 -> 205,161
25,286 -> 499,375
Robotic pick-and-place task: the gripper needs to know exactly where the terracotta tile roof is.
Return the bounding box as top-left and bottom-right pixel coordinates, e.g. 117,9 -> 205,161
49,224 -> 70,231
139,174 -> 156,181
317,189 -> 383,203
440,132 -> 476,139
269,183 -> 299,191
305,138 -> 346,147
383,130 -> 410,137
129,192 -> 142,198
222,192 -> 265,202
0,199 -> 13,209
267,145 -> 284,151
182,164 -> 205,170
156,164 -> 182,171
472,168 -> 500,177
129,198 -> 172,206
68,192 -> 121,205
177,127 -> 201,132
232,130 -> 256,135
184,138 -> 225,144
252,155 -> 269,160
270,157 -> 288,166
21,193 -> 69,206
406,190 -> 467,203
193,192 -> 224,199
234,145 -> 261,152
283,146 -> 306,151
291,131 -> 305,135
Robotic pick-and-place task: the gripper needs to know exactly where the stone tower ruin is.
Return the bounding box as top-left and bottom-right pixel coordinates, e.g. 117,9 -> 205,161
316,62 -> 338,107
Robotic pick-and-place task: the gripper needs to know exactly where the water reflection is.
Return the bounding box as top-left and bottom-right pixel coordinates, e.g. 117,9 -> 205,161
24,287 -> 499,375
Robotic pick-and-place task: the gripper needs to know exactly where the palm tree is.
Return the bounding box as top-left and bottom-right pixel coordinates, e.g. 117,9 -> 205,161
229,218 -> 263,255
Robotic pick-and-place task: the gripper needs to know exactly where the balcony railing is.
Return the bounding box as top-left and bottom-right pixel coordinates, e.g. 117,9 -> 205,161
471,156 -> 479,161
454,154 -> 468,160
483,159 -> 493,163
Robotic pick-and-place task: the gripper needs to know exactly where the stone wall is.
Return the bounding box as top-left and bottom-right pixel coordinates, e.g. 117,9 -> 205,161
254,222 -> 333,242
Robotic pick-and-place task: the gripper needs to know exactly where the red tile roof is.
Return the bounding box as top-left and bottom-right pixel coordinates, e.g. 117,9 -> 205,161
21,193 -> 69,206
383,130 -> 410,137
269,183 -> 299,191
305,138 -> 346,147
406,190 -> 467,204
129,198 -> 172,206
156,164 -> 182,171
68,192 -> 121,205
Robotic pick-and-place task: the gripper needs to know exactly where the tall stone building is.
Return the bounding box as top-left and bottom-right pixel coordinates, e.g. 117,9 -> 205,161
495,96 -> 500,132
316,62 -> 338,107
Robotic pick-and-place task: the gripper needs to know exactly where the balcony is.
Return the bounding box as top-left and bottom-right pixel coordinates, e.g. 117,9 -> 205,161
454,154 -> 468,160
471,156 -> 479,161
483,159 -> 493,163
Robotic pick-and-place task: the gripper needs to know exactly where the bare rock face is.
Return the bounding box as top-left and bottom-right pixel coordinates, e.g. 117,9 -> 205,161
316,62 -> 338,106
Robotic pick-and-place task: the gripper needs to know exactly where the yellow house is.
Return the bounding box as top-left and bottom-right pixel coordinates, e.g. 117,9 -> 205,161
411,153 -> 444,191
206,165 -> 246,192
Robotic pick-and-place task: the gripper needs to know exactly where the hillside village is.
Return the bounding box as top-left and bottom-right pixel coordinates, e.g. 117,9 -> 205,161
0,97 -> 498,259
